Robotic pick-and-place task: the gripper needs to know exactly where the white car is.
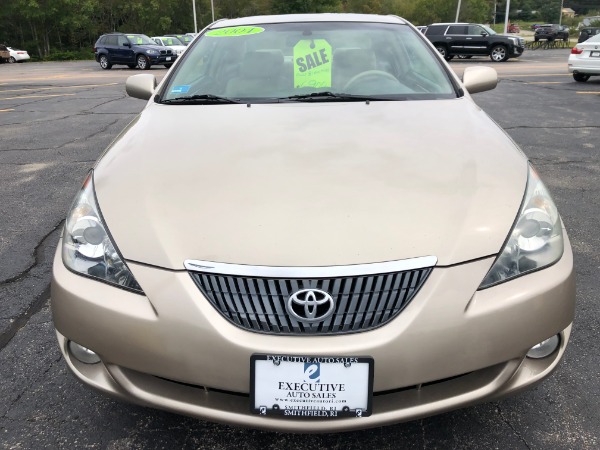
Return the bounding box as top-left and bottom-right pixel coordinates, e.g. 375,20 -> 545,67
568,33 -> 600,82
7,47 -> 30,63
151,36 -> 186,56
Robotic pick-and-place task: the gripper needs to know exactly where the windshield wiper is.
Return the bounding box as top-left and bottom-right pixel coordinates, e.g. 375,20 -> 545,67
280,92 -> 400,102
159,94 -> 242,104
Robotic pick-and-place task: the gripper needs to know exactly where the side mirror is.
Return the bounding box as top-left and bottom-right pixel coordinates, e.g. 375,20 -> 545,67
123,42 -> 131,47
462,66 -> 497,94
480,31 -> 488,36
126,74 -> 157,100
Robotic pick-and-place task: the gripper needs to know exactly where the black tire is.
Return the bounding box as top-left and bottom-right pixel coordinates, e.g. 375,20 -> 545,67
164,63 -> 173,68
136,54 -> 151,70
127,64 -> 137,69
573,73 -> 590,82
435,45 -> 452,61
534,37 -> 539,42
99,54 -> 112,70
548,37 -> 555,42
8,56 -> 16,63
490,45 -> 508,62
563,35 -> 569,42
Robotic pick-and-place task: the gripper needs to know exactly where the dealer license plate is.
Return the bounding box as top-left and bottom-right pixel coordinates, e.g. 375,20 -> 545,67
251,354 -> 373,418
166,56 -> 172,61
590,51 -> 600,57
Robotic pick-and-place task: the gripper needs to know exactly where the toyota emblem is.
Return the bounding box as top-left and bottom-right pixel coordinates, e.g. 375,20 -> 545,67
287,289 -> 335,323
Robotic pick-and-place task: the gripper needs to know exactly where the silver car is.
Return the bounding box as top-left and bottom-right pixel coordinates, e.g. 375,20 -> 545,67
52,14 -> 575,432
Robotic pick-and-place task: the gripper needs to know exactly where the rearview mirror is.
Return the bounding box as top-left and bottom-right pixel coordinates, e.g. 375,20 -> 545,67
462,66 -> 497,94
126,74 -> 157,100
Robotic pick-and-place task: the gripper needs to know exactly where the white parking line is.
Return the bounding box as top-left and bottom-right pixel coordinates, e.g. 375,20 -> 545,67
0,83 -> 118,94
0,93 -> 76,101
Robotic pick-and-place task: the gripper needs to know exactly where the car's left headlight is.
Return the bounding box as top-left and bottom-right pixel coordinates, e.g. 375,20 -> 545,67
479,164 -> 564,289
62,172 -> 144,294
146,49 -> 158,55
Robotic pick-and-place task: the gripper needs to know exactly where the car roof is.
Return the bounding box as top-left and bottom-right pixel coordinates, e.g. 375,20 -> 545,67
152,36 -> 185,42
104,32 -> 143,36
210,13 -> 406,29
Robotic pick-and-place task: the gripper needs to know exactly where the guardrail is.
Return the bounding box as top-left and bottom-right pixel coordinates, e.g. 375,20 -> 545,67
525,40 -> 573,50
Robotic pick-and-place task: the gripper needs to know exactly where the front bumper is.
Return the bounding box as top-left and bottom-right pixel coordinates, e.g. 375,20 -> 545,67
51,234 -> 575,432
148,54 -> 176,64
510,45 -> 525,57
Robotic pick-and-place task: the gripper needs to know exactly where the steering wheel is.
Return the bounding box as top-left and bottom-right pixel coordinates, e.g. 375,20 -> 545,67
344,70 -> 401,92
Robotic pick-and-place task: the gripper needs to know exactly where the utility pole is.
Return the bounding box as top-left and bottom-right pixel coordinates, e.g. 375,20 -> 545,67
503,0 -> 511,35
559,0 -> 564,26
493,0 -> 497,26
455,0 -> 462,23
192,0 -> 198,33
211,0 -> 215,22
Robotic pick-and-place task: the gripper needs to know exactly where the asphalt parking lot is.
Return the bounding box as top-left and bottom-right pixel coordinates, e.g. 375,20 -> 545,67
0,49 -> 599,448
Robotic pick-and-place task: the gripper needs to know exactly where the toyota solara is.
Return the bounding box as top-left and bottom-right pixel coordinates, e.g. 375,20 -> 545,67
51,14 -> 575,432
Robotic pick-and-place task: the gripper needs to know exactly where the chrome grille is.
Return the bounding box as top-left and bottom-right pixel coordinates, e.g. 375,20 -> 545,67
188,266 -> 432,335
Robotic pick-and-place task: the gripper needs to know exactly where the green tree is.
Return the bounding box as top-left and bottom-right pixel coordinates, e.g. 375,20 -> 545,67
539,2 -> 560,23
271,0 -> 342,14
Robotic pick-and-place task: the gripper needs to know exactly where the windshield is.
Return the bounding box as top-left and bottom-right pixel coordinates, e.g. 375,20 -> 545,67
481,25 -> 497,35
176,35 -> 193,45
161,37 -> 184,46
160,22 -> 457,103
126,34 -> 155,45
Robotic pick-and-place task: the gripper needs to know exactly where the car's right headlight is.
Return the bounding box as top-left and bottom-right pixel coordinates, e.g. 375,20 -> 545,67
62,172 -> 144,294
146,49 -> 158,55
479,164 -> 564,289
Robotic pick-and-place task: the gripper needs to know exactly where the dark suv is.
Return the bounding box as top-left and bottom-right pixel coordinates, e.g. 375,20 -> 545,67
534,24 -> 569,42
94,33 -> 176,70
578,27 -> 600,43
424,23 -> 525,62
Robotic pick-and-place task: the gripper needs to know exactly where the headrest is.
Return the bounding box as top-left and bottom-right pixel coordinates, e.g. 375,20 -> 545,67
241,50 -> 284,78
332,48 -> 376,73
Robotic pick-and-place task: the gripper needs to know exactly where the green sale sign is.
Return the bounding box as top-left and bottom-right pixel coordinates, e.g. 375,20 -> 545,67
293,39 -> 333,89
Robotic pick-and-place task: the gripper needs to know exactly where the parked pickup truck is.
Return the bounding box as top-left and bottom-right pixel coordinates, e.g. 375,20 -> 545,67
0,44 -> 10,63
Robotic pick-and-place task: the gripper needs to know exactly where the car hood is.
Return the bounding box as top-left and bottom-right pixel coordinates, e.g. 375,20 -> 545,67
94,99 -> 527,269
136,44 -> 164,51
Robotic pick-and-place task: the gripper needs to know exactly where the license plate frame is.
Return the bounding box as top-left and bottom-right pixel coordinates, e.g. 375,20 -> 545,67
250,354 -> 374,418
590,51 -> 600,57
166,56 -> 172,61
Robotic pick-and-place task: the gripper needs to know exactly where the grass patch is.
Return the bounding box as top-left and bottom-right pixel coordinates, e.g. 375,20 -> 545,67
42,50 -> 95,61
